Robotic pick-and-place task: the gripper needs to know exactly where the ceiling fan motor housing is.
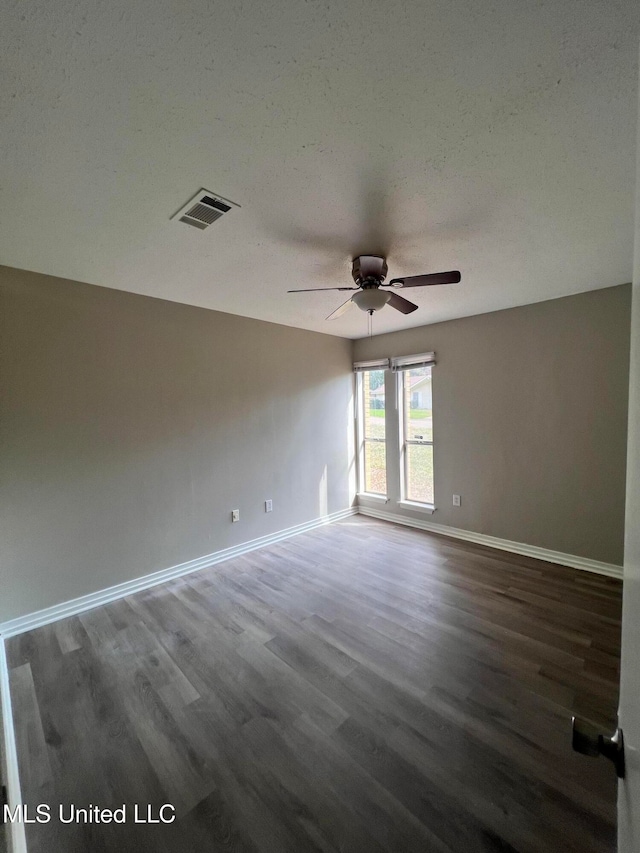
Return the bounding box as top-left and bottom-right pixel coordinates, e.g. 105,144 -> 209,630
352,255 -> 388,286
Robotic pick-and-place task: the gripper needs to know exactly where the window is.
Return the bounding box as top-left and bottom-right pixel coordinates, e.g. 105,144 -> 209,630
399,366 -> 434,505
359,368 -> 387,495
354,359 -> 390,496
354,352 -> 436,509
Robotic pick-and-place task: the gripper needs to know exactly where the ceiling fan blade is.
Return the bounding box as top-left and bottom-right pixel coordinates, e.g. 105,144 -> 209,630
388,270 -> 461,288
387,292 -> 418,314
287,286 -> 358,293
326,298 -> 355,320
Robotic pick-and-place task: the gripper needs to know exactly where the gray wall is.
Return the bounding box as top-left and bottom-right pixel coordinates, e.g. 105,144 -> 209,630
354,285 -> 631,565
0,265 -> 631,627
0,266 -> 355,623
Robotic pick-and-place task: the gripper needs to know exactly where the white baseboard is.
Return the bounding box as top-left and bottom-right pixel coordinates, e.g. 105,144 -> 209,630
0,507 -> 357,640
0,639 -> 27,853
357,506 -> 624,579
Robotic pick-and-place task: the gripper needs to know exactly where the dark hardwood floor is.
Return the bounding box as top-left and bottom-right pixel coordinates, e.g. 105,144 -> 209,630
7,517 -> 622,852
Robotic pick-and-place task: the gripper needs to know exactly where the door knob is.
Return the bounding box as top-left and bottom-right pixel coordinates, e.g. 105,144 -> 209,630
571,716 -> 625,778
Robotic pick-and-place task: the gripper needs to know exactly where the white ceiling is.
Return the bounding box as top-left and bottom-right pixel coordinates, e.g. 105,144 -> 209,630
1,1 -> 638,339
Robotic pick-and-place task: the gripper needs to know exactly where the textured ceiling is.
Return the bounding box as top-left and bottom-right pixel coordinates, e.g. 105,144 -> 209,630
1,0 -> 638,338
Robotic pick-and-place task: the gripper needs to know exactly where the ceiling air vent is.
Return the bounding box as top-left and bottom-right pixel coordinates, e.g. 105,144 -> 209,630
172,189 -> 239,230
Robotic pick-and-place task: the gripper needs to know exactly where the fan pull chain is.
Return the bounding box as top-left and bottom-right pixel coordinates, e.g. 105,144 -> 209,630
368,311 -> 373,337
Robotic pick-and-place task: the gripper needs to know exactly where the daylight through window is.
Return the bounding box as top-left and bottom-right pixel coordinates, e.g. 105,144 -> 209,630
360,368 -> 387,495
355,353 -> 436,507
399,366 -> 434,504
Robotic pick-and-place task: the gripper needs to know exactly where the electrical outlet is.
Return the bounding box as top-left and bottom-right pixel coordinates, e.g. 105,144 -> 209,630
265,499 -> 273,513
231,509 -> 240,522
452,494 -> 461,507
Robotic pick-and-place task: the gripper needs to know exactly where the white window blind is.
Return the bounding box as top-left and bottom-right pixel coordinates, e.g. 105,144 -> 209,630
353,358 -> 390,373
390,352 -> 436,371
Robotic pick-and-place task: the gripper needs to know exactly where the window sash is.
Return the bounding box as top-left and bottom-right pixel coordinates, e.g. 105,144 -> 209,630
361,440 -> 387,496
399,369 -> 434,505
357,371 -> 387,496
403,443 -> 434,505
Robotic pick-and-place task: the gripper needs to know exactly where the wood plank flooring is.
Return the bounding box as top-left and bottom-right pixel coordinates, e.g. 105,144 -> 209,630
6,517 -> 622,852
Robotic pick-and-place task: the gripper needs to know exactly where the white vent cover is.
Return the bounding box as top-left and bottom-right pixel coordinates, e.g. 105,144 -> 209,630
172,189 -> 239,230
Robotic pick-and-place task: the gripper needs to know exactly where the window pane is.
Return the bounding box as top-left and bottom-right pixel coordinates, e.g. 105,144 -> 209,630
406,443 -> 433,504
404,367 -> 432,441
363,370 -> 385,440
364,439 -> 386,494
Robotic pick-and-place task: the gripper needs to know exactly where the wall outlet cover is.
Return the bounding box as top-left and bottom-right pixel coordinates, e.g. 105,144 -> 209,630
231,509 -> 240,522
452,495 -> 461,507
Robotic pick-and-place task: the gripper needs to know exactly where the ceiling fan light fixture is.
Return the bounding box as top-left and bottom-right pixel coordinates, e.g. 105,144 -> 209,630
288,253 -> 461,322
352,288 -> 391,313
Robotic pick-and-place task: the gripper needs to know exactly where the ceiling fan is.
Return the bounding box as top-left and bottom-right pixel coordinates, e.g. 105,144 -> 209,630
288,255 -> 461,320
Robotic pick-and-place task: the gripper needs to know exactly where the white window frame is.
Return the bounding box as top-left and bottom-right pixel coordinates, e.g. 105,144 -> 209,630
356,369 -> 388,498
397,367 -> 435,510
354,354 -> 436,512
